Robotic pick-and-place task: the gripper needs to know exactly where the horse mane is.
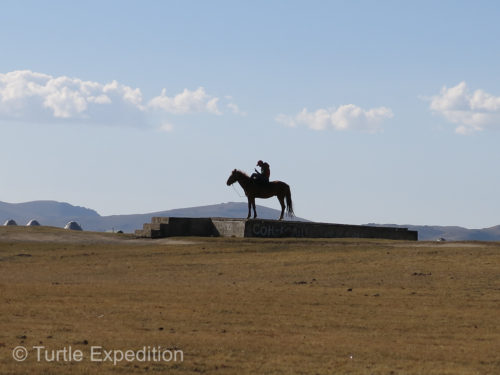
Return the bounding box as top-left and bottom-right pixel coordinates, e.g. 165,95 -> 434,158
234,169 -> 250,178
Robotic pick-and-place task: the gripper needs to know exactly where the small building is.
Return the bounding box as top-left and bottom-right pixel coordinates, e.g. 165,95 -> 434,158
64,221 -> 83,231
3,219 -> 17,226
27,219 -> 41,226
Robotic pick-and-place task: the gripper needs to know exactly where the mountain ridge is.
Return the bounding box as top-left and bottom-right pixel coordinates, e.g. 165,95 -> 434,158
0,200 -> 306,234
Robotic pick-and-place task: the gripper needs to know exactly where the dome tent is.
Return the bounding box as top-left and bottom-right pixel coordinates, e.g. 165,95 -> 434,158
64,221 -> 83,231
3,219 -> 17,226
27,219 -> 41,226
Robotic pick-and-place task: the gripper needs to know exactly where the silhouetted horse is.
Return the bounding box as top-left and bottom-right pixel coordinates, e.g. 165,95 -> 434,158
226,169 -> 294,220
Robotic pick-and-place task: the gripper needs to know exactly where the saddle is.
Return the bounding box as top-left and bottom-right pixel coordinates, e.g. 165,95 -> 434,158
252,176 -> 270,185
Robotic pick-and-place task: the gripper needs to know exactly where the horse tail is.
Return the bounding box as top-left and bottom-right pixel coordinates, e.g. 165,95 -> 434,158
285,184 -> 294,217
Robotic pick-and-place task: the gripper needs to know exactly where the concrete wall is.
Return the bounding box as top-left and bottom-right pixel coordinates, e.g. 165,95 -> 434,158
211,218 -> 246,237
136,217 -> 418,241
244,219 -> 417,240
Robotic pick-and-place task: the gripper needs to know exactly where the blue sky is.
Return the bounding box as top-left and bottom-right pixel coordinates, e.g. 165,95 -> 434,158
1,0 -> 500,228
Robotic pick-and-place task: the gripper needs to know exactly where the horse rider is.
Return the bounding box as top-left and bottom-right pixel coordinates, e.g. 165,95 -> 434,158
251,160 -> 270,184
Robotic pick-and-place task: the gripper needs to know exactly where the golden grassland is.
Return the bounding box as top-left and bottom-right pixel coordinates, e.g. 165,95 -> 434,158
0,226 -> 499,375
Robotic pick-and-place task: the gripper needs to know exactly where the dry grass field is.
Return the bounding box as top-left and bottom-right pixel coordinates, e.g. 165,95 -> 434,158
1,226 -> 499,375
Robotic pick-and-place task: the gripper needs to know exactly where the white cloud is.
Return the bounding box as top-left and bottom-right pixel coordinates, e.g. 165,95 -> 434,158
88,94 -> 112,105
0,70 -> 138,119
103,80 -> 144,108
0,70 -> 239,128
227,102 -> 246,116
276,104 -> 393,132
148,87 -> 221,115
429,82 -> 500,134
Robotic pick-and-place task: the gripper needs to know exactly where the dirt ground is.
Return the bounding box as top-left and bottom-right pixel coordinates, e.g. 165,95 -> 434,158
0,226 -> 499,374
0,225 -> 194,245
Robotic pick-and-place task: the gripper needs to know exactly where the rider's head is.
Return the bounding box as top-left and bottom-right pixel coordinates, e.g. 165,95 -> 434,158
257,160 -> 263,167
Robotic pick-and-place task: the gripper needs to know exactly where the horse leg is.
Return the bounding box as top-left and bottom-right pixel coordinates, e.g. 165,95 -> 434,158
247,198 -> 251,219
278,195 -> 285,220
251,197 -> 257,219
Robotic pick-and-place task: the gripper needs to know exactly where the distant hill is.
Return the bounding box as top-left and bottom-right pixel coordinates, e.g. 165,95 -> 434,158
2,200 -> 500,241
0,201 -> 306,233
0,200 -> 99,227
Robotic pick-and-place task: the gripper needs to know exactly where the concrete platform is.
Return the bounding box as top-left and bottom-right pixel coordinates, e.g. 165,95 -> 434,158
135,217 -> 418,241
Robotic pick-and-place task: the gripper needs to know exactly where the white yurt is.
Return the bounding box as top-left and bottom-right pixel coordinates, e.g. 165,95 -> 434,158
3,219 -> 17,226
27,219 -> 41,226
64,221 -> 83,231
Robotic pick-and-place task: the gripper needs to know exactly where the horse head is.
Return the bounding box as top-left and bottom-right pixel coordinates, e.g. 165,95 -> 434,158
226,169 -> 239,186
